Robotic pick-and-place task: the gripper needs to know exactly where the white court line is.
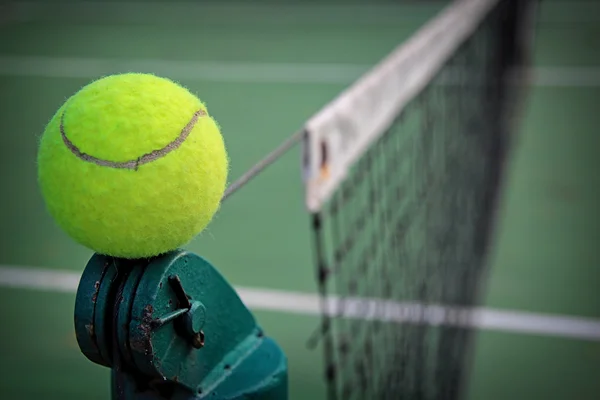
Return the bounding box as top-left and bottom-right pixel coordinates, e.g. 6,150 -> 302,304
0,56 -> 365,84
0,55 -> 599,87
1,264 -> 600,341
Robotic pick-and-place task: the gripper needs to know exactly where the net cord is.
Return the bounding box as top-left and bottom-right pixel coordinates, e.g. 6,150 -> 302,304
220,0 -> 508,206
303,0 -> 500,213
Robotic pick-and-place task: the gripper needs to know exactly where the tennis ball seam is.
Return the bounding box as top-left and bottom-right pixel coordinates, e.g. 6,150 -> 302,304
60,108 -> 206,170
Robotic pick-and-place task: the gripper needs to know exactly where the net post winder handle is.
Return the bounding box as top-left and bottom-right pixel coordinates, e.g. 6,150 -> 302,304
74,249 -> 288,400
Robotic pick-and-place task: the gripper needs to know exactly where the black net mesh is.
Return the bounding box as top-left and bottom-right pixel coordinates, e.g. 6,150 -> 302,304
309,1 -> 533,399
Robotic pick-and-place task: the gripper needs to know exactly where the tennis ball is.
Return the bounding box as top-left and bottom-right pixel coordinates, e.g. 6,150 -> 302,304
37,73 -> 228,259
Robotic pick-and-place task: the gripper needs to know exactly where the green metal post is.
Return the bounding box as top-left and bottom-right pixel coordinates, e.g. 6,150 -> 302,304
74,249 -> 288,399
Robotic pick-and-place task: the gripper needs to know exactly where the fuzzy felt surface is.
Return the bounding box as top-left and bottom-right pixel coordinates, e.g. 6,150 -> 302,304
37,73 -> 228,259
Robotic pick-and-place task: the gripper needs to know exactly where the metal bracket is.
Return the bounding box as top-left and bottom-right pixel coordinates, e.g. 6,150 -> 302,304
74,249 -> 288,399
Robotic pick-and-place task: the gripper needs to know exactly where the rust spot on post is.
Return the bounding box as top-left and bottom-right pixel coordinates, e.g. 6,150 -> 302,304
130,304 -> 155,356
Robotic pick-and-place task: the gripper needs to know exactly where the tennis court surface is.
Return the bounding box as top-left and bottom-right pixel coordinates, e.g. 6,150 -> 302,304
0,1 -> 599,399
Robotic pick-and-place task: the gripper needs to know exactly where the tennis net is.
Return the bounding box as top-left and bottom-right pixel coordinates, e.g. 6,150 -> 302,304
302,0 -> 536,399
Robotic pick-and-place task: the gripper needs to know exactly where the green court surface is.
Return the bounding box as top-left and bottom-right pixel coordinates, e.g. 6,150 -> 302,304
0,1 -> 599,399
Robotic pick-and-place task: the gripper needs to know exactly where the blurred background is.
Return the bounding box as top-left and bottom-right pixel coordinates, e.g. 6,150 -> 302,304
0,0 -> 598,399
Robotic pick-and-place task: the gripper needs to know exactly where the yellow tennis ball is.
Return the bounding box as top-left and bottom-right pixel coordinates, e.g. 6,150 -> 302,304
37,73 -> 228,259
